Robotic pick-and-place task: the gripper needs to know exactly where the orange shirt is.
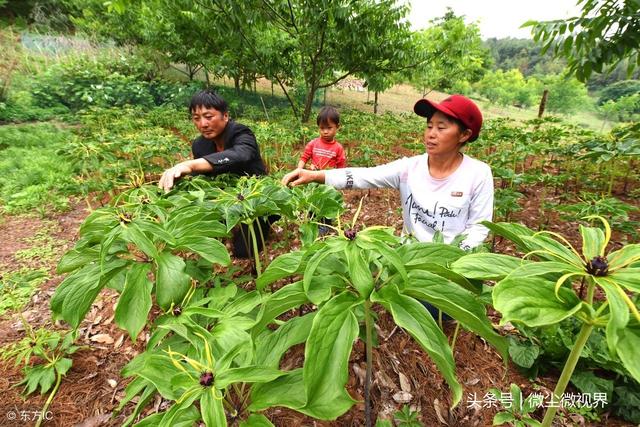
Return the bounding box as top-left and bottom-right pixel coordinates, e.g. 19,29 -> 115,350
300,138 -> 346,170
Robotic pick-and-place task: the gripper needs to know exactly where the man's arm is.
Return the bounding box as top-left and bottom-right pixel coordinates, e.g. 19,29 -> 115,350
158,158 -> 212,193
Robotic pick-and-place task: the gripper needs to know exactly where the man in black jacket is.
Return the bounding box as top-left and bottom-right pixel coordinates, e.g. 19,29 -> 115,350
159,90 -> 267,190
158,89 -> 272,258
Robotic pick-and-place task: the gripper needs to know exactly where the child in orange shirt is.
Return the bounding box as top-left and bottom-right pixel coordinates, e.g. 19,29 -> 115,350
298,106 -> 346,170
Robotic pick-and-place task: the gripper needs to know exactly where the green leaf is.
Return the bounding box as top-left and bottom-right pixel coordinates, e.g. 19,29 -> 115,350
493,411 -> 516,424
302,291 -> 360,419
57,247 -> 99,273
135,405 -> 200,427
401,270 -> 508,361
124,222 -> 159,259
239,414 -> 274,427
451,253 -> 528,281
373,285 -> 462,406
346,242 -> 374,297
405,261 -> 481,294
506,261 -> 580,279
608,244 -> 640,269
303,240 -> 346,293
609,268 -> 640,292
249,369 -> 306,412
38,367 -> 56,394
55,358 -> 73,376
256,314 -> 315,368
216,367 -> 286,389
571,370 -> 613,401
256,251 -> 305,291
159,387 -> 202,427
522,234 -> 583,266
175,236 -> 230,266
252,281 -> 309,335
115,263 -> 153,341
596,279 -> 630,355
481,221 -> 536,252
616,326 -> 640,383
508,339 -> 540,369
135,354 -> 179,400
58,265 -> 104,328
580,224 -> 605,260
201,387 -> 227,427
397,242 -> 466,267
155,251 -> 191,311
493,276 -> 583,327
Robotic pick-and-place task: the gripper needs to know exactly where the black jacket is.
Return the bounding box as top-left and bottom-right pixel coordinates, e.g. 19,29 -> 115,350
192,120 -> 267,176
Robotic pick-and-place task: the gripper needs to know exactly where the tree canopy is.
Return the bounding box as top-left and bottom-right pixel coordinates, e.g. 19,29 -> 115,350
524,0 -> 640,81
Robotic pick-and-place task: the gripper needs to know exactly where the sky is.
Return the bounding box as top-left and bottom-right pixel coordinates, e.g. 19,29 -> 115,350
407,0 -> 583,39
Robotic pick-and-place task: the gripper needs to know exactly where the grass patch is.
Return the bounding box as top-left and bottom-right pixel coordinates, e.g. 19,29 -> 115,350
0,267 -> 49,316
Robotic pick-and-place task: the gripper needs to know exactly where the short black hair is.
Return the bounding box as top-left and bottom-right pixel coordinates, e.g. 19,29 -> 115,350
317,106 -> 340,126
189,89 -> 228,114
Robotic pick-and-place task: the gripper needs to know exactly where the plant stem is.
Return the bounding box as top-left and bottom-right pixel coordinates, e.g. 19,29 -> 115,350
248,222 -> 262,276
450,321 -> 461,350
540,321 -> 594,427
364,300 -> 373,427
36,370 -> 62,427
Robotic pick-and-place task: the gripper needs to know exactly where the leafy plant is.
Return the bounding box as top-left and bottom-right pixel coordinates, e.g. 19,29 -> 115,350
457,217 -> 640,426
1,328 -> 79,427
490,384 -> 541,426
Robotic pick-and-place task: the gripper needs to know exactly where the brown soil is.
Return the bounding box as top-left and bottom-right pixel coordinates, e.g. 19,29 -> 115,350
0,185 -> 636,427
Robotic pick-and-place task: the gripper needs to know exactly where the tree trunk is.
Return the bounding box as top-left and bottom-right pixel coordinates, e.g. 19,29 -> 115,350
204,66 -> 210,86
323,87 -> 327,105
538,89 -> 549,118
374,91 -> 379,115
302,86 -> 317,123
234,76 -> 240,94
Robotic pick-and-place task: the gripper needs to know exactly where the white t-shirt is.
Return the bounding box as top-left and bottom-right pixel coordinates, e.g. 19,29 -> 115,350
325,153 -> 494,249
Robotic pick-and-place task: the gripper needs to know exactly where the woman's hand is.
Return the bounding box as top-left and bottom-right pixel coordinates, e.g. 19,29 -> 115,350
281,168 -> 325,187
158,162 -> 193,193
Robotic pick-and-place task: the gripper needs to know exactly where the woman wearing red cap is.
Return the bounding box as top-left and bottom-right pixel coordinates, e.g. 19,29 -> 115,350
282,95 -> 493,250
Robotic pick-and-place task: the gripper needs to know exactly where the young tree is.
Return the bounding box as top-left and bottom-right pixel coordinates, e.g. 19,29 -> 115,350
408,10 -> 490,96
524,0 -> 640,81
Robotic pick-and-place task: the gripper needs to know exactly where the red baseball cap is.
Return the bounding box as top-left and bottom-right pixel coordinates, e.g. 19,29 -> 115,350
414,95 -> 483,142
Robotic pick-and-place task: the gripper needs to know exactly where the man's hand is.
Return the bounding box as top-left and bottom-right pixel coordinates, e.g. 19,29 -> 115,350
281,168 -> 325,187
158,162 -> 193,193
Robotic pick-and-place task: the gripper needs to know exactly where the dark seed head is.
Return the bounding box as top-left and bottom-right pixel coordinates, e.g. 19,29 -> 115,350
172,306 -> 182,316
586,256 -> 608,276
199,371 -> 214,387
344,229 -> 357,240
237,194 -> 245,201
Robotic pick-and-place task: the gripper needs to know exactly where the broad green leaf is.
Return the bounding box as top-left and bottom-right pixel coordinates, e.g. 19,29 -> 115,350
216,367 -> 286,389
155,251 -> 191,311
616,326 -> 640,383
159,387 -> 202,427
406,261 -> 481,293
493,412 -> 516,424
124,222 -> 160,259
55,358 -> 73,376
609,268 -> 640,292
201,387 -> 227,427
508,339 -> 540,369
223,290 -> 262,316
134,354 -> 179,400
506,261 -> 580,279
38,367 -> 56,394
522,234 -> 583,266
175,236 -> 230,266
608,244 -> 640,270
450,253 -> 527,281
595,278 -> 630,355
252,281 -> 309,335
134,219 -> 177,246
249,369 -> 306,412
356,237 -> 407,283
493,276 -> 583,327
57,247 -> 99,273
302,292 -> 359,419
256,314 -> 315,368
134,406 -> 200,427
256,251 -> 305,291
303,240 -> 347,293
372,285 -> 462,406
580,224 -> 605,260
115,263 -> 153,341
346,242 -> 374,297
239,414 -> 274,427
481,221 -> 536,252
397,242 -> 465,267
571,370 -> 614,401
307,274 -> 343,305
401,270 -> 508,360
58,267 -> 103,328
